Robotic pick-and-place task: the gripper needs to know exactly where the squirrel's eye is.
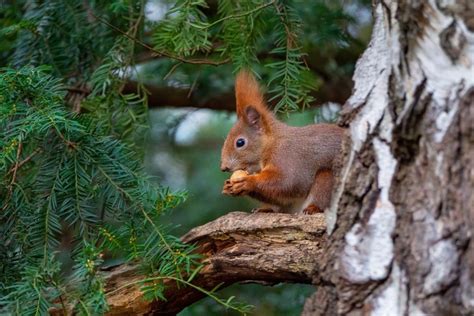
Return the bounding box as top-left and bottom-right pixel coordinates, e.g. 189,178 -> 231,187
236,138 -> 246,148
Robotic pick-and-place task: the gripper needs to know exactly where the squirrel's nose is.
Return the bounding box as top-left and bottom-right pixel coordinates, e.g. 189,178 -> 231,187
220,165 -> 230,172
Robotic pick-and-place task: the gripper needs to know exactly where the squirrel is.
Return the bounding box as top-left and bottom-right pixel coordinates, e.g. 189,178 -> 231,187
221,70 -> 344,214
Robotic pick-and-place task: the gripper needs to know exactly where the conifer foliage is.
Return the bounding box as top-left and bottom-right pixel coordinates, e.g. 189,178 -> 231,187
0,0 -> 355,314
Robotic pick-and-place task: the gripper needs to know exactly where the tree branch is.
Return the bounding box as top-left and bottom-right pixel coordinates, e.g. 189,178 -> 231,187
96,212 -> 325,315
123,79 -> 351,111
122,81 -> 237,111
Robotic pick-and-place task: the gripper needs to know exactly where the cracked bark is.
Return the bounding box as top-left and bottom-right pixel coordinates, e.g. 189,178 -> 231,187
303,0 -> 474,315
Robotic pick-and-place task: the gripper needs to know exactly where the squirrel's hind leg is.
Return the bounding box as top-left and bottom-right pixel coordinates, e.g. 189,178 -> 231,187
301,169 -> 334,214
302,204 -> 323,214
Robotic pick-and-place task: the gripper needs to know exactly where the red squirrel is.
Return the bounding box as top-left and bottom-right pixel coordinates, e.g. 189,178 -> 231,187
221,70 -> 344,214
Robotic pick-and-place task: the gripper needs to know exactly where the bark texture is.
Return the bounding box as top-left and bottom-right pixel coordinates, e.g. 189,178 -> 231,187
97,212 -> 325,315
303,1 -> 474,315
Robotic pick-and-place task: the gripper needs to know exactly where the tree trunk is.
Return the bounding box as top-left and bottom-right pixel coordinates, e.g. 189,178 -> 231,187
303,1 -> 474,315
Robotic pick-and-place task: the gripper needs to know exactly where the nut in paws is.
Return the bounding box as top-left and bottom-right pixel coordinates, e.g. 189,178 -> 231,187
222,177 -> 252,196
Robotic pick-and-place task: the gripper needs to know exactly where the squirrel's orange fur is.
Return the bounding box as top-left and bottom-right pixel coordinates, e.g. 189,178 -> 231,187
221,70 -> 344,214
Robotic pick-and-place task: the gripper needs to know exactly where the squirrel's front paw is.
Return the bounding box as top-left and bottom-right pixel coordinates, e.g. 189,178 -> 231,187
222,177 -> 253,196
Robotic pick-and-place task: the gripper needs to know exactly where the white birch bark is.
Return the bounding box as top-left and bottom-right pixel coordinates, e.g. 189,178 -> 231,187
305,1 -> 474,314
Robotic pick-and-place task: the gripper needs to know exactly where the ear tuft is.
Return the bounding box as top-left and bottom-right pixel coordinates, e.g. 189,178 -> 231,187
235,70 -> 267,118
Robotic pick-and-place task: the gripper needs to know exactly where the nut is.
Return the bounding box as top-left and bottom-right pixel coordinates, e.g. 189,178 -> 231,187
230,170 -> 248,180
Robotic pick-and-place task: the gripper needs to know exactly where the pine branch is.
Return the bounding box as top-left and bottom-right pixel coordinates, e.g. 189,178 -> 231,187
195,0 -> 276,29
6,148 -> 41,177
91,13 -> 230,66
266,1 -> 315,112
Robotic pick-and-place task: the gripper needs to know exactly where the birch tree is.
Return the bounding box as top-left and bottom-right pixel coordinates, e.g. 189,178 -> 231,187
303,1 -> 474,314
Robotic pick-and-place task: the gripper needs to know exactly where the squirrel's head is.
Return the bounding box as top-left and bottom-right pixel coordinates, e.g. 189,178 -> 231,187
220,70 -> 274,174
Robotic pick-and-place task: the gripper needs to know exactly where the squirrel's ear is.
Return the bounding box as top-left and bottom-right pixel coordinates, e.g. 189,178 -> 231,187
245,106 -> 261,127
235,70 -> 272,132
